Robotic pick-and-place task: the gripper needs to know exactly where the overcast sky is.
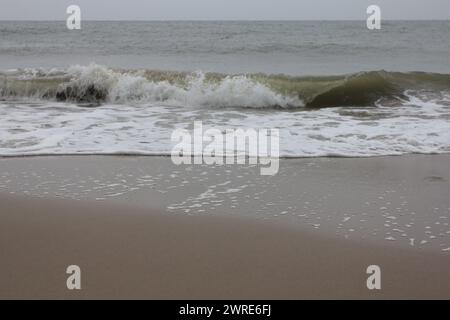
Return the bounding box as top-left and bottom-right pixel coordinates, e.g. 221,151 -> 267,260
1,0 -> 449,20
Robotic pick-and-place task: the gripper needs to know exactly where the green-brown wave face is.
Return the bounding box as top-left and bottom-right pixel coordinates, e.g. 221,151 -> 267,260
1,66 -> 450,108
252,70 -> 450,107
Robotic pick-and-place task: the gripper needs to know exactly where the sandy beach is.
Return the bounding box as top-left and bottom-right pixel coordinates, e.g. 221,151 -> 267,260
1,155 -> 450,299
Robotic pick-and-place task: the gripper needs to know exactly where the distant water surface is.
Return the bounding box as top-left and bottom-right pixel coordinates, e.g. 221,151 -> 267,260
1,21 -> 450,74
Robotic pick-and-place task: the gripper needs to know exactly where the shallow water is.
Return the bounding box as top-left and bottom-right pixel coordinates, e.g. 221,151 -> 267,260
1,90 -> 450,157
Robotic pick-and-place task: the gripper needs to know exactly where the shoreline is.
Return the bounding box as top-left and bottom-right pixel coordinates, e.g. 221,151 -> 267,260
1,152 -> 450,159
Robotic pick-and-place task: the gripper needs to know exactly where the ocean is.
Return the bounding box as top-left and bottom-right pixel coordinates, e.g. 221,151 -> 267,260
1,21 -> 450,157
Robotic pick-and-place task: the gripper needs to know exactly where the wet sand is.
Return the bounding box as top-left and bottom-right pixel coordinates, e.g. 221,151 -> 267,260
1,193 -> 450,300
1,155 -> 450,299
1,155 -> 449,251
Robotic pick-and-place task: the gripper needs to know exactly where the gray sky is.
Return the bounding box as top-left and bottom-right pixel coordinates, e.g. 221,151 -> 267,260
1,0 -> 449,20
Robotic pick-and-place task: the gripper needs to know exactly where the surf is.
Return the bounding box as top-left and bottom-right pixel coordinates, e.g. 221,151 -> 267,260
1,64 -> 450,108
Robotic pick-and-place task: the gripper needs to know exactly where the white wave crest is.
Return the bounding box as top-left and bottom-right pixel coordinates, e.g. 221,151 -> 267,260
66,64 -> 303,108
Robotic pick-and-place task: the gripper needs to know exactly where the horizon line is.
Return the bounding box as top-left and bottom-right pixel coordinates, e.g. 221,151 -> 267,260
0,18 -> 449,22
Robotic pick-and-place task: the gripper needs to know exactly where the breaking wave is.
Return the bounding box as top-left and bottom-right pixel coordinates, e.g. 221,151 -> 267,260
1,64 -> 450,108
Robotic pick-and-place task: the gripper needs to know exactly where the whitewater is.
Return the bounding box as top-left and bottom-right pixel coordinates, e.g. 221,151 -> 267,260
1,64 -> 450,158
